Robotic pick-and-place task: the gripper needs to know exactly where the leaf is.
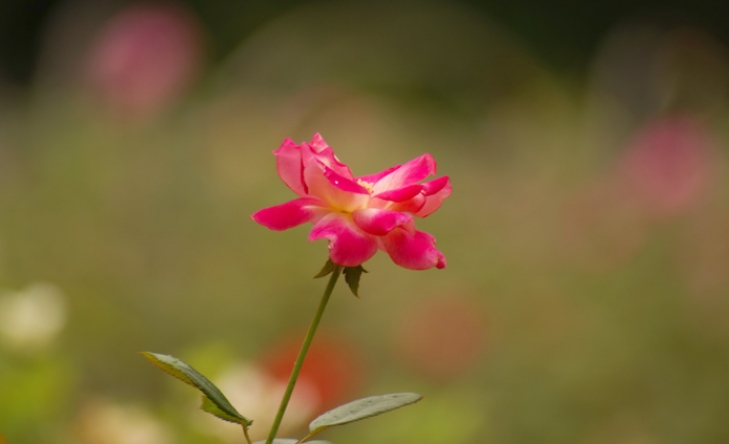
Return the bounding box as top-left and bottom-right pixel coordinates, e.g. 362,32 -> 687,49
201,396 -> 244,424
252,440 -> 331,444
141,352 -> 251,426
309,392 -> 422,435
342,265 -> 367,296
314,259 -> 337,278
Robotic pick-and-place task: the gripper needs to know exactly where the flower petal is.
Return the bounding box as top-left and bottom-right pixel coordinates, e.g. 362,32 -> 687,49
375,176 -> 452,217
310,132 -> 329,151
373,184 -> 422,202
274,138 -> 307,196
302,135 -> 353,180
357,165 -> 400,185
384,194 -> 425,214
251,197 -> 325,231
352,208 -> 414,236
304,159 -> 370,211
381,228 -> 446,270
421,175 -> 450,195
309,213 -> 378,267
413,176 -> 452,217
372,154 -> 436,193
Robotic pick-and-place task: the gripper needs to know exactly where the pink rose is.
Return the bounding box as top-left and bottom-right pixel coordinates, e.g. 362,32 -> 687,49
252,134 -> 450,270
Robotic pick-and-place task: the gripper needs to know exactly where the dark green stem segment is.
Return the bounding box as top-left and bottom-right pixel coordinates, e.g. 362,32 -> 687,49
265,265 -> 342,444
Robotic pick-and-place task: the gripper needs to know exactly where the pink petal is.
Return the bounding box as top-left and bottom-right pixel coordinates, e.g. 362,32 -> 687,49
310,132 -> 329,151
373,184 -> 422,202
352,208 -> 414,236
413,176 -> 452,217
274,138 -> 307,196
304,159 -> 370,211
309,213 -> 378,267
385,194 -> 426,214
372,154 -> 436,193
322,165 -> 370,194
301,137 -> 353,180
381,228 -> 446,270
251,197 -> 325,231
357,165 -> 400,185
374,176 -> 452,217
420,175 -> 450,195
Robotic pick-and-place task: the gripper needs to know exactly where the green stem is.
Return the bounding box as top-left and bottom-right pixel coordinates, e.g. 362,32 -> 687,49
242,424 -> 253,444
265,265 -> 342,444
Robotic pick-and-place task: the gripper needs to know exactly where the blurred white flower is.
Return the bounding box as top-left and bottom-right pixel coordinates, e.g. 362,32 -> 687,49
75,399 -> 173,444
0,283 -> 67,351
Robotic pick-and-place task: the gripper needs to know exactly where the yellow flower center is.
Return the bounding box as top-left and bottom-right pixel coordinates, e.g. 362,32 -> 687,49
357,179 -> 375,194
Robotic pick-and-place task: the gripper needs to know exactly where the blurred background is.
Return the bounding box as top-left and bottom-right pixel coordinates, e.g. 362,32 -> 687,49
1,0 -> 729,443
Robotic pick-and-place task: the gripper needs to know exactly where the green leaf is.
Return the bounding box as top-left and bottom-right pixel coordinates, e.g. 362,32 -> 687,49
308,392 -> 422,435
141,352 -> 251,426
252,440 -> 331,444
314,259 -> 337,278
342,265 -> 367,296
201,396 -> 244,424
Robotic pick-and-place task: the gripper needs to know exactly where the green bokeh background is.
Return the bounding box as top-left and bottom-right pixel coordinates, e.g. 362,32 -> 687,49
1,1 -> 728,443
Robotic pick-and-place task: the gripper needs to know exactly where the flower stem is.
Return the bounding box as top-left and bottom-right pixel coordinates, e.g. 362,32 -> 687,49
242,424 -> 252,444
265,265 -> 342,444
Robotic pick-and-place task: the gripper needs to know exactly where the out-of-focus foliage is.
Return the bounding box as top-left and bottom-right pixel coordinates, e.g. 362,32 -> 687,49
1,1 -> 729,444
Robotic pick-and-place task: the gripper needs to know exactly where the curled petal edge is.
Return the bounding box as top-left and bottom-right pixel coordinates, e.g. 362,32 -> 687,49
381,227 -> 446,270
274,138 -> 307,196
302,137 -> 352,180
413,176 -> 452,217
372,153 -> 437,193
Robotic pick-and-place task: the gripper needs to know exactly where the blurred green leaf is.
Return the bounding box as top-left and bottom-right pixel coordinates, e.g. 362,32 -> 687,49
141,352 -> 251,426
343,265 -> 367,297
308,392 -> 422,436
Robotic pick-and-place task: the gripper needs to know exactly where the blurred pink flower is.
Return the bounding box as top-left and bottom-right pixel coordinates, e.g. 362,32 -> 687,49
86,4 -> 204,119
618,116 -> 716,215
252,134 -> 451,270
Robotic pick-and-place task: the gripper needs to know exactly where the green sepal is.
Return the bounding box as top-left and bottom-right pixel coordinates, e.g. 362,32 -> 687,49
141,352 -> 252,426
343,265 -> 367,297
314,259 -> 337,278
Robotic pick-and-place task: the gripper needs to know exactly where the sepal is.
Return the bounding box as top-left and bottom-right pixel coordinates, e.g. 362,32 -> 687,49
314,259 -> 338,278
343,265 -> 367,297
